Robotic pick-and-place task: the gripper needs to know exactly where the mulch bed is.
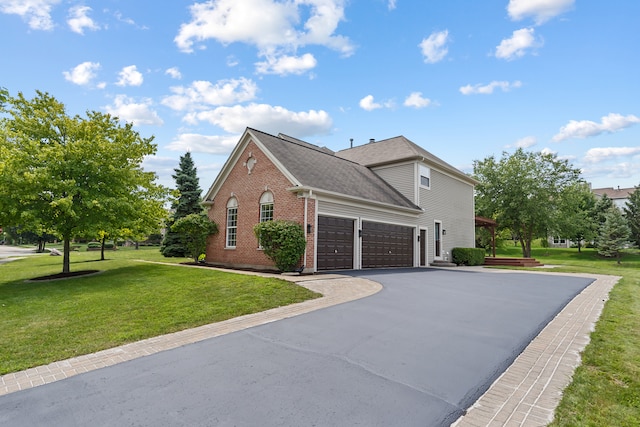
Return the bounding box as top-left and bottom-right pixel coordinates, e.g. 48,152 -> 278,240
27,270 -> 101,282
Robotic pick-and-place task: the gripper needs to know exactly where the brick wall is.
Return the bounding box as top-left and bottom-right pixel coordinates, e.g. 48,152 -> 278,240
205,139 -> 316,271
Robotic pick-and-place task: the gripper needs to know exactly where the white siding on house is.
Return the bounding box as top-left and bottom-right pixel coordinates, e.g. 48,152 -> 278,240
419,169 -> 475,264
370,162 -> 417,203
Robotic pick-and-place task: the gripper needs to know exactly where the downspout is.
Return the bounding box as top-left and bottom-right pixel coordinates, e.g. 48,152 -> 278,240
303,190 -> 313,273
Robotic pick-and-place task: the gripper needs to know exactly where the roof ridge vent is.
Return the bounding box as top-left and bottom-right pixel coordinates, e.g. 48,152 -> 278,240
369,138 -> 375,143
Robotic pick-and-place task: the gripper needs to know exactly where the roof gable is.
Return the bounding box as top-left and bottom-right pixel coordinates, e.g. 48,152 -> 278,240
249,129 -> 420,210
204,128 -> 420,211
202,128 -> 300,203
336,136 -> 477,185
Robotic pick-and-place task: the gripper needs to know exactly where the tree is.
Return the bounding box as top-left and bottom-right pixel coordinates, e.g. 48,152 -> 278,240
161,152 -> 203,257
597,207 -> 633,264
556,183 -> 598,252
253,220 -> 307,272
0,90 -> 167,274
593,194 -> 615,248
170,213 -> 218,263
623,185 -> 640,248
473,149 -> 583,258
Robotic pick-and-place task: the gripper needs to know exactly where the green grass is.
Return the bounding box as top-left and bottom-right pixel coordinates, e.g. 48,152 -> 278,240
491,244 -> 640,426
0,247 -> 319,375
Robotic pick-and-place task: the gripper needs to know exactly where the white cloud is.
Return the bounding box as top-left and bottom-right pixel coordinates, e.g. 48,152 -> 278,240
359,95 -> 381,111
552,113 -> 640,142
459,80 -> 522,95
166,133 -> 239,154
161,78 -> 258,111
495,28 -> 542,60
507,0 -> 574,25
185,103 -> 333,137
583,147 -> 640,164
62,61 -> 101,86
104,95 -> 163,126
403,92 -> 432,108
0,0 -> 60,30
419,30 -> 450,64
226,55 -> 239,67
255,53 -> 317,75
581,161 -> 640,183
506,136 -> 537,149
116,65 -> 144,87
174,0 -> 354,58
388,0 -> 397,10
67,5 -> 99,34
165,67 -> 182,80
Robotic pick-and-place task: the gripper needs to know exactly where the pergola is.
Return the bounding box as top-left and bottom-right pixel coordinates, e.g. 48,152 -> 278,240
475,216 -> 497,257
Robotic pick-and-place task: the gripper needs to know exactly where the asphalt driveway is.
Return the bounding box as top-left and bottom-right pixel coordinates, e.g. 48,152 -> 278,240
0,268 -> 593,426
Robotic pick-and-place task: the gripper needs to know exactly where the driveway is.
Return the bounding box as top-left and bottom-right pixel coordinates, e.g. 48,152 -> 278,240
0,245 -> 39,264
0,268 -> 593,426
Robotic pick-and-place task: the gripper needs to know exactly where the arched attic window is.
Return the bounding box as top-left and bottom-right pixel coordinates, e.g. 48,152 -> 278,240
226,197 -> 238,248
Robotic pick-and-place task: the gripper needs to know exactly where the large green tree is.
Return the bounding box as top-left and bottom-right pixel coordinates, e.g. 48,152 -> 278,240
556,183 -> 598,252
623,185 -> 640,248
161,152 -> 203,257
0,90 -> 167,274
473,148 -> 583,258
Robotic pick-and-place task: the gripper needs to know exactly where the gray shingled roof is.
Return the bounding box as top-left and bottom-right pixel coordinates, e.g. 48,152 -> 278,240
336,136 -> 477,184
249,129 -> 420,210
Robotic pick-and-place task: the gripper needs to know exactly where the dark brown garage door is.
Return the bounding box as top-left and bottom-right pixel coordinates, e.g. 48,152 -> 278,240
317,216 -> 354,270
362,221 -> 414,268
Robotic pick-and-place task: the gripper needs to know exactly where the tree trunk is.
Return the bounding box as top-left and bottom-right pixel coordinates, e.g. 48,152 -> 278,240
519,237 -> 532,258
100,235 -> 106,261
63,237 -> 71,273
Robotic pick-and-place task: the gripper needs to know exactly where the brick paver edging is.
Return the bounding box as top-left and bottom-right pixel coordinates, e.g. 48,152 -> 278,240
452,272 -> 620,427
0,265 -> 382,397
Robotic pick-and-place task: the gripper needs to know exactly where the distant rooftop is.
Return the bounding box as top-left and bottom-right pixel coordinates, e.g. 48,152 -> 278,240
592,186 -> 636,199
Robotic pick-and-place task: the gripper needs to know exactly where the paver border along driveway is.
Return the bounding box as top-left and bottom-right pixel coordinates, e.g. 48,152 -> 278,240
0,267 -> 613,427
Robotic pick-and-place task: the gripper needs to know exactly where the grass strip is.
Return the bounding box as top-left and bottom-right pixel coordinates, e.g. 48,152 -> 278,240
0,247 -> 319,374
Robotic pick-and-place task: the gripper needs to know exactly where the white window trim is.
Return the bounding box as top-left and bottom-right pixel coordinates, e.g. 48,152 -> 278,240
226,197 -> 238,248
419,164 -> 431,190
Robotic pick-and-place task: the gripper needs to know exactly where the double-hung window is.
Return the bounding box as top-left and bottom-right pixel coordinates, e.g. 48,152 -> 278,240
419,164 -> 431,189
259,192 -> 274,223
226,197 -> 238,248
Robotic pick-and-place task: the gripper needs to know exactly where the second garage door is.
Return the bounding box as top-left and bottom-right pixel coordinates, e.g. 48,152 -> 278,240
362,221 -> 414,268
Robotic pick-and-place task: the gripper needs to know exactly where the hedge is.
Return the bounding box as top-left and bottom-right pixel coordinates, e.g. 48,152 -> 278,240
451,247 -> 485,266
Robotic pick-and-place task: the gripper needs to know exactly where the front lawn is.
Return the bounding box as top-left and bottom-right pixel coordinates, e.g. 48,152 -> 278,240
0,247 -> 320,375
490,245 -> 640,426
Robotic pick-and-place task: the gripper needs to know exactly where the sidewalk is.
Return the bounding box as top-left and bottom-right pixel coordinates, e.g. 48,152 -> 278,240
0,266 -> 618,426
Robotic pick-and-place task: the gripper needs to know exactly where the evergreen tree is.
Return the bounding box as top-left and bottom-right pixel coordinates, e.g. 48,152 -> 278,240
593,194 -> 614,247
623,185 -> 640,247
161,152 -> 203,257
597,207 -> 633,264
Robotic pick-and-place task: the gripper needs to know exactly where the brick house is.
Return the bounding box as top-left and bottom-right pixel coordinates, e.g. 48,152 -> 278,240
203,128 -> 477,272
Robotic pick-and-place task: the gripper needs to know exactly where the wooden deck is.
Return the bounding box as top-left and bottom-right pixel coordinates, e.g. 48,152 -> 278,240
483,257 -> 544,267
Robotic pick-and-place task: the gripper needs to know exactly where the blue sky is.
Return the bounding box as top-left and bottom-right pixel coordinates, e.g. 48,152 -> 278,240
1,0 -> 638,191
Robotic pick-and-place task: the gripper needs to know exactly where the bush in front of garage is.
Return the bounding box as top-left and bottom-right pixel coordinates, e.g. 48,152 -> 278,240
253,220 -> 306,272
452,247 -> 485,266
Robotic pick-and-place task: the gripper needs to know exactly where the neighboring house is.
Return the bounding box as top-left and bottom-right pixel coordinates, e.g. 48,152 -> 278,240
548,185 -> 637,248
592,186 -> 636,210
203,128 -> 477,273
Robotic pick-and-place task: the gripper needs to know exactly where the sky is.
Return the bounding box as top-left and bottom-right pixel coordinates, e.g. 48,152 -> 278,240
1,0 -> 639,192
